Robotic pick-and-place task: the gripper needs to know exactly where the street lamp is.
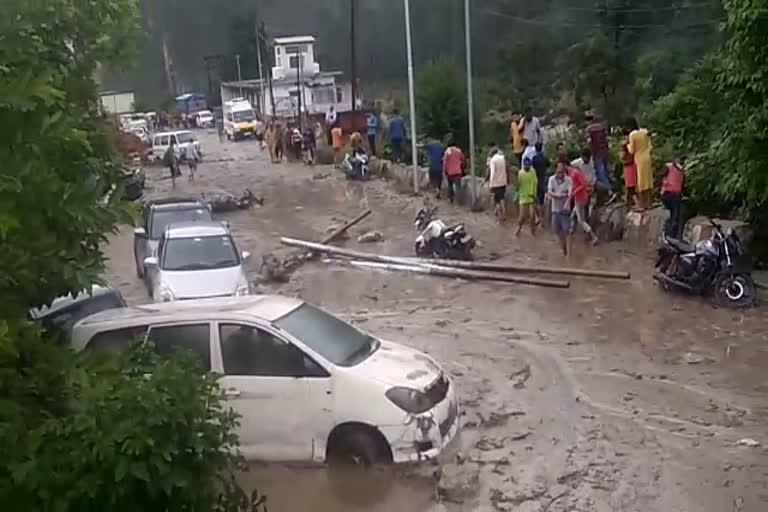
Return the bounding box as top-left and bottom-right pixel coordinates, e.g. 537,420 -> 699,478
403,0 -> 419,193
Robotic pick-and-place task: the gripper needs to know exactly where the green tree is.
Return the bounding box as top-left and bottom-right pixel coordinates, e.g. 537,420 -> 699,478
0,2 -> 260,509
416,58 -> 468,148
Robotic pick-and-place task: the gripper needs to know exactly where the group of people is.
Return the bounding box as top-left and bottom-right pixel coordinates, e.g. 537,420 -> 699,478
163,139 -> 200,189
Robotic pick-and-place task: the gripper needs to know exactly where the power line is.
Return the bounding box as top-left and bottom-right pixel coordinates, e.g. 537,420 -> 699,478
475,7 -> 721,29
516,1 -> 720,14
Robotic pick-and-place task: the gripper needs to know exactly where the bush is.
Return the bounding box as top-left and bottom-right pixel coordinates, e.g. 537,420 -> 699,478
416,58 -> 469,149
3,341 -> 255,512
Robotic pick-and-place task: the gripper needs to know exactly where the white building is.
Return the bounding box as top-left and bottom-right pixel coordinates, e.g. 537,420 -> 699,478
220,36 -> 354,119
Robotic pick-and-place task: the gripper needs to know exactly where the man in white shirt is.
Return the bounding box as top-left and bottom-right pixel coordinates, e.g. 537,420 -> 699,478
487,147 -> 508,222
520,107 -> 542,147
570,148 -> 597,189
521,138 -> 537,165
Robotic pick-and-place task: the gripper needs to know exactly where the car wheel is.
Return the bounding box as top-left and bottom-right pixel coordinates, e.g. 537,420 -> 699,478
326,427 -> 393,506
327,428 -> 390,468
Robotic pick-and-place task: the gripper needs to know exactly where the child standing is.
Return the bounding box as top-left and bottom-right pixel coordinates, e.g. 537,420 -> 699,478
331,125 -> 344,167
516,157 -> 538,236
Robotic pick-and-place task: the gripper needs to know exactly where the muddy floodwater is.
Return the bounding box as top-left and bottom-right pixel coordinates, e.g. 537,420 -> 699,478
105,132 -> 768,511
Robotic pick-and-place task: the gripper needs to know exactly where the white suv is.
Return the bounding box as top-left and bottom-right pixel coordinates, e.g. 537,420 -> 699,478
70,296 -> 459,465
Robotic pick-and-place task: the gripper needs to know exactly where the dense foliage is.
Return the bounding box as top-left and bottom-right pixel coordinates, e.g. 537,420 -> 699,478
416,59 -> 468,148
647,0 -> 768,220
1,2 -> 259,509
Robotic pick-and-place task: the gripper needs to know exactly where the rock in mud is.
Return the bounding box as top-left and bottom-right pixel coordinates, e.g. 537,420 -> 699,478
437,464 -> 480,504
201,188 -> 263,212
259,252 -> 304,282
357,230 -> 384,243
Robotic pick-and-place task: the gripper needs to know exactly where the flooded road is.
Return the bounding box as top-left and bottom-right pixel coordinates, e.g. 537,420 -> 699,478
105,132 -> 768,511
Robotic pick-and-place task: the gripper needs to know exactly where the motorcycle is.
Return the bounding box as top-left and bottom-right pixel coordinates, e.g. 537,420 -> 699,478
654,219 -> 756,308
414,206 -> 475,260
343,151 -> 370,181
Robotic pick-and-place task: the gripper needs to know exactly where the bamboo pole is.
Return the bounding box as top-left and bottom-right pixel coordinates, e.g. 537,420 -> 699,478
281,237 -> 570,288
320,209 -> 372,245
396,256 -> 631,280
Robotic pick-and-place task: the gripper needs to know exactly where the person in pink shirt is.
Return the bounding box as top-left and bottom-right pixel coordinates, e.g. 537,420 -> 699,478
443,137 -> 465,203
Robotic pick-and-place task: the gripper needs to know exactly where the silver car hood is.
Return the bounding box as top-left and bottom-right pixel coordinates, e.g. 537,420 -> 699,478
161,265 -> 246,299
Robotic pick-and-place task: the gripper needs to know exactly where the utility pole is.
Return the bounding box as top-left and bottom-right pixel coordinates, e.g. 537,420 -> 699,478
260,22 -> 276,117
295,47 -> 303,129
464,0 -> 477,204
255,19 -> 265,115
403,0 -> 419,193
350,0 -> 358,112
235,54 -> 243,97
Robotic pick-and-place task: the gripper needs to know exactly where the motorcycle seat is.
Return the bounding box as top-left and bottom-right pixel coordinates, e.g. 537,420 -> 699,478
666,237 -> 694,254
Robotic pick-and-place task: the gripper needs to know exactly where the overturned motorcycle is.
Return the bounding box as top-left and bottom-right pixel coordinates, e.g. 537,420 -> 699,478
654,219 -> 756,308
414,206 -> 476,260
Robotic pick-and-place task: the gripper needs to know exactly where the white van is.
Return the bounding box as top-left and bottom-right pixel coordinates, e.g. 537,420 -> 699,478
148,130 -> 202,162
70,296 -> 459,465
223,99 -> 257,141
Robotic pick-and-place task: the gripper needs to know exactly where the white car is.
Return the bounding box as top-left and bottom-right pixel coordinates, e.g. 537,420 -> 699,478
144,222 -> 251,302
70,296 -> 459,465
195,110 -> 214,128
148,130 -> 201,162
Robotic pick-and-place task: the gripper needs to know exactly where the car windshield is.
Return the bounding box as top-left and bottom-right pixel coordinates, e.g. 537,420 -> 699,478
176,132 -> 194,143
233,111 -> 254,123
162,235 -> 240,271
150,207 -> 211,239
274,304 -> 379,367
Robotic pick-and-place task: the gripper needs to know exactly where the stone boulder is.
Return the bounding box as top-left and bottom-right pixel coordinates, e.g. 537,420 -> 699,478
624,207 -> 669,247
590,202 -> 628,242
684,216 -> 753,246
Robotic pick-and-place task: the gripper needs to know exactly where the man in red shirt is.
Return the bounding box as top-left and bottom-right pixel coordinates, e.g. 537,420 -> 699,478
661,156 -> 686,238
568,164 -> 599,249
443,138 -> 465,203
585,112 -> 617,203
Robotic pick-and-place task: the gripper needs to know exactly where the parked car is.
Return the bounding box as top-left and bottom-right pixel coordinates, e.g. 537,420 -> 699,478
147,130 -> 201,163
195,110 -> 214,129
70,296 -> 459,465
133,197 -> 212,279
144,221 -> 251,302
29,285 -> 127,344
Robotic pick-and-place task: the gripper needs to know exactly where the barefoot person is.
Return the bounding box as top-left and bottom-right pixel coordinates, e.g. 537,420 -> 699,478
626,117 -> 653,210
516,157 -> 538,236
548,162 -> 573,256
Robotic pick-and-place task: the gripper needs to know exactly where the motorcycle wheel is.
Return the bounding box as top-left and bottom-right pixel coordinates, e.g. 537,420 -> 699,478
713,273 -> 757,309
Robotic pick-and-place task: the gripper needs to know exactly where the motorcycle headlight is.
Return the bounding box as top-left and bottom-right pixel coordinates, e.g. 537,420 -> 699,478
385,387 -> 434,414
159,283 -> 175,302
235,282 -> 251,296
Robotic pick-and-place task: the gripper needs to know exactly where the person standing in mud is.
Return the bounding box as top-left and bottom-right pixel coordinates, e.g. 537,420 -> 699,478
443,138 -> 465,203
548,161 -> 573,256
274,121 -> 285,162
660,156 -> 686,238
532,142 -> 550,224
163,139 -> 180,189
425,138 -> 445,199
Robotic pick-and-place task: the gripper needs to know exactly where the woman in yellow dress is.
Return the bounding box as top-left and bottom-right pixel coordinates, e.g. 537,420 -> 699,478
626,117 -> 653,210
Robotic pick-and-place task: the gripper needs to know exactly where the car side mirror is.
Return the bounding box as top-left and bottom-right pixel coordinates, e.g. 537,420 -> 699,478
134,227 -> 147,238
241,251 -> 251,261
143,256 -> 158,268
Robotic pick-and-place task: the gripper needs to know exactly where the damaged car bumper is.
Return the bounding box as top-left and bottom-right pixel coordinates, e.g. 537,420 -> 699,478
380,382 -> 460,463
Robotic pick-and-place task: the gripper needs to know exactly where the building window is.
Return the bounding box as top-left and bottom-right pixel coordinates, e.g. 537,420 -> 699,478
314,87 -> 334,104
336,87 -> 343,103
289,55 -> 304,69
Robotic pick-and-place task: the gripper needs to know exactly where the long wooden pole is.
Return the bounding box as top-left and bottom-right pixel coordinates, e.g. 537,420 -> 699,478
319,209 -> 372,245
397,256 -> 630,280
281,237 -> 570,288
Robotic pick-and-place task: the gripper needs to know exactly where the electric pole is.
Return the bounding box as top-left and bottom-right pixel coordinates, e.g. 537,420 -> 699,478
295,47 -> 303,129
260,21 -> 276,117
464,0 -> 477,204
350,0 -> 358,112
255,19 -> 264,115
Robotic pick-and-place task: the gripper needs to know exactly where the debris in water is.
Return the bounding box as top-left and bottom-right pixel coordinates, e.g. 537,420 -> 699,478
356,230 -> 384,243
736,438 -> 760,448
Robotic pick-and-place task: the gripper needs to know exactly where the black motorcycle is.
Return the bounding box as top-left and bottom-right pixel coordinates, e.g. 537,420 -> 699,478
414,206 -> 476,260
654,219 -> 756,308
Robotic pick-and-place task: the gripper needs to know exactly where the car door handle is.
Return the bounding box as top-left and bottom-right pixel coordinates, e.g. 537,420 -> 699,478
224,388 -> 241,398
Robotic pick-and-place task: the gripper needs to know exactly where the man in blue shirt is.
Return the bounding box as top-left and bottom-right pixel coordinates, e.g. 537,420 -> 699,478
425,138 -> 445,198
366,113 -> 378,156
388,109 -> 406,163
